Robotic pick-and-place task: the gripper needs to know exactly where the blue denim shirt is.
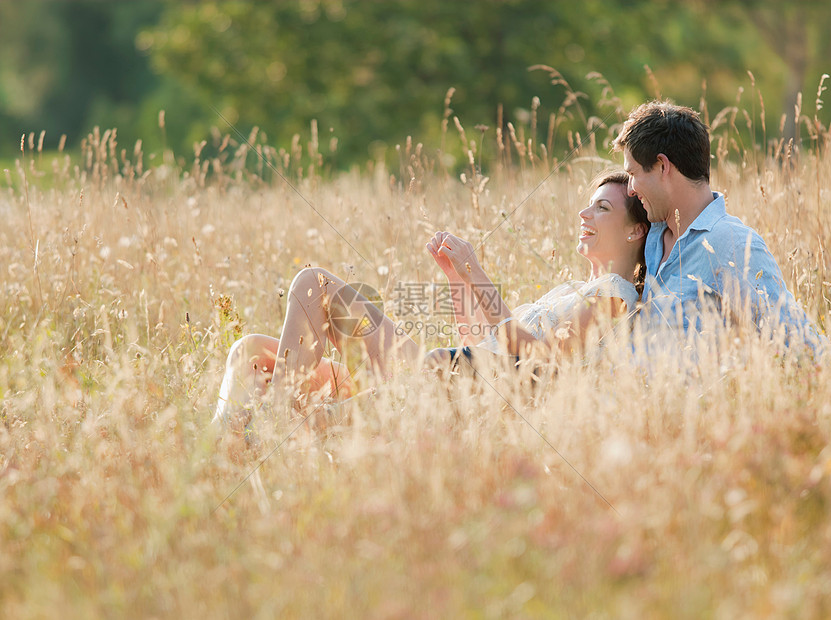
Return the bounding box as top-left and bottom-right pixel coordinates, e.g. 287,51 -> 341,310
641,192 -> 818,346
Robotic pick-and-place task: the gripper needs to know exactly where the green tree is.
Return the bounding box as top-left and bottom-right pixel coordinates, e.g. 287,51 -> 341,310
145,0 -> 821,166
692,0 -> 831,140
0,1 -> 164,155
2,0 -> 827,164
142,0 -> 688,164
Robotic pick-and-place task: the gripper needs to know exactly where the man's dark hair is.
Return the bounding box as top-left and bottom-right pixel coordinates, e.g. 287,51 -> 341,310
613,101 -> 711,182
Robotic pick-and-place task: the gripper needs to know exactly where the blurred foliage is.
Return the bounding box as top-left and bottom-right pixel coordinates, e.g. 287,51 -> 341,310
0,2 -> 168,154
0,0 -> 829,167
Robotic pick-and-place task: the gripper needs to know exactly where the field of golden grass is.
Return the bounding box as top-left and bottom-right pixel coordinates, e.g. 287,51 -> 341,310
2,96 -> 831,618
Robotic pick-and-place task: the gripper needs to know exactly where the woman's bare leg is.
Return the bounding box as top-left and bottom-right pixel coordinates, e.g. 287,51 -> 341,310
274,267 -> 419,386
213,333 -> 354,429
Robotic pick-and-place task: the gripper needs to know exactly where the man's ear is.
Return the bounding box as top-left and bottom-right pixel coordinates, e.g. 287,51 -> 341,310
656,153 -> 672,176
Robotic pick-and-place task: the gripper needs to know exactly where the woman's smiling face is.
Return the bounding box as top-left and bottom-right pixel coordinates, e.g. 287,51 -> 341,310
576,182 -> 635,270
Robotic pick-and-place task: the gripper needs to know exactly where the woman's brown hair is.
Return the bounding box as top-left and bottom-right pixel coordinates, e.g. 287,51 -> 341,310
592,170 -> 648,296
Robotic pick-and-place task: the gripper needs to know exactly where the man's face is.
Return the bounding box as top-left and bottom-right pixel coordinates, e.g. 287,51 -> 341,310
623,147 -> 665,223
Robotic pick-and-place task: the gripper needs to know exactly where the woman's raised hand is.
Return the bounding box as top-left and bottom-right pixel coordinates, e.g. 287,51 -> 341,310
426,232 -> 460,281
426,232 -> 480,281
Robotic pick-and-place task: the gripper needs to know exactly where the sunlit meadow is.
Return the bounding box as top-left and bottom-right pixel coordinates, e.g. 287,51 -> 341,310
2,79 -> 831,618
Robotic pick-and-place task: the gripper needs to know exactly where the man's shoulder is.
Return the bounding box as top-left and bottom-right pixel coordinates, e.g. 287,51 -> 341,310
704,210 -> 787,286
705,211 -> 766,248
687,209 -> 782,281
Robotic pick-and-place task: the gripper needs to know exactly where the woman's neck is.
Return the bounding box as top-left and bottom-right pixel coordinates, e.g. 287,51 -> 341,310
589,254 -> 639,283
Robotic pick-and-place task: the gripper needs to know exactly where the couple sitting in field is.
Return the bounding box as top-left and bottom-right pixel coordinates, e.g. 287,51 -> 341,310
213,100 -> 819,434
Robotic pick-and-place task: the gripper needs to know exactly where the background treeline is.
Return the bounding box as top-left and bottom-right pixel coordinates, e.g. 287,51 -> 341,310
1,0 -> 829,168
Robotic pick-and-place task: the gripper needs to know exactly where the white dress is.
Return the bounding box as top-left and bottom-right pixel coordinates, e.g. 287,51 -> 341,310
476,272 -> 639,355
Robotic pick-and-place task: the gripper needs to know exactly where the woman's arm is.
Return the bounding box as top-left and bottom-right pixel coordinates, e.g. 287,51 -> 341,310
431,234 -> 631,359
432,233 -> 541,355
426,232 -> 492,346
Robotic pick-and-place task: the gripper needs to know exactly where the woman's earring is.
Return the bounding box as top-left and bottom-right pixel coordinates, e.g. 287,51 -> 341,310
627,236 -> 632,241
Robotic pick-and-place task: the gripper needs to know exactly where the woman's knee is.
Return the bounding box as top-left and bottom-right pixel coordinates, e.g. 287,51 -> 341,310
290,267 -> 335,293
225,335 -> 252,369
226,334 -> 276,373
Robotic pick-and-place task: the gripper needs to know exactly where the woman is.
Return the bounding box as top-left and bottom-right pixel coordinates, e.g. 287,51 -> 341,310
425,170 -> 648,370
213,170 -> 647,431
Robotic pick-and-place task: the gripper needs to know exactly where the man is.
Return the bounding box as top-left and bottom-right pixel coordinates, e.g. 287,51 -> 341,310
612,100 -> 818,348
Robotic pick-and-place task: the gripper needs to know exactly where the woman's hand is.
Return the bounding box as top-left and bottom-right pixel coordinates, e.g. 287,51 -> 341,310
426,232 -> 465,282
426,232 -> 481,282
427,232 -> 511,343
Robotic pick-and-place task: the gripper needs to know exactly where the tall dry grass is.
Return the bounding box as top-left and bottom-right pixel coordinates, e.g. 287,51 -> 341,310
2,80 -> 831,618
